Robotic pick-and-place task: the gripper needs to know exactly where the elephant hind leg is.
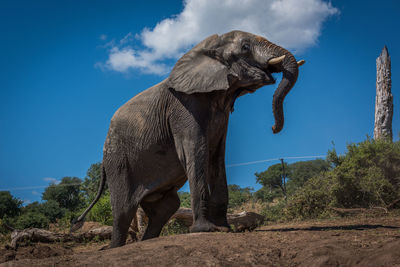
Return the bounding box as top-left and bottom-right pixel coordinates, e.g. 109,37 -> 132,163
110,195 -> 138,248
140,188 -> 180,240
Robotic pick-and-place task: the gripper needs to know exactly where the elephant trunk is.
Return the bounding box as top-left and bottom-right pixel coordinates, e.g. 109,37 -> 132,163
271,49 -> 298,133
262,42 -> 299,134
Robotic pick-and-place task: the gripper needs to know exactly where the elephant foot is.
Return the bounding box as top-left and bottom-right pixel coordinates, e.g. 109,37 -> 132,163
190,220 -> 230,233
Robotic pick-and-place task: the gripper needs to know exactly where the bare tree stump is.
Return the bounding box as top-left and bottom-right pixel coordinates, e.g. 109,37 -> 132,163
374,46 -> 393,140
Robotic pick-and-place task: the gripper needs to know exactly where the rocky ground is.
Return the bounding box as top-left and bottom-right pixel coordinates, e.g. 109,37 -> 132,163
1,216 -> 400,266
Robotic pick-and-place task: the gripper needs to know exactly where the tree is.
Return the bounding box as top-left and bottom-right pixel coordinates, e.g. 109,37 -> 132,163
0,191 -> 22,219
178,192 -> 191,208
287,159 -> 331,190
255,163 -> 288,198
254,187 -> 280,202
42,177 -> 83,211
228,184 -> 253,210
82,162 -> 108,203
23,200 -> 65,223
22,202 -> 42,213
14,212 -> 49,229
256,159 -> 331,200
87,192 -> 113,226
40,200 -> 66,223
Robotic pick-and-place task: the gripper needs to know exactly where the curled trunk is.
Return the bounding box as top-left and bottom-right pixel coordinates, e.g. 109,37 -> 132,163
269,46 -> 299,133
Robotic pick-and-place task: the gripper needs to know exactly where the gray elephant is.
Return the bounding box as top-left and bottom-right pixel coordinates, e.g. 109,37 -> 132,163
72,30 -> 304,248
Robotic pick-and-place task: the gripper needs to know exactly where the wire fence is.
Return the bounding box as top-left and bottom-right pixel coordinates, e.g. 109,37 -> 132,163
226,155 -> 326,168
1,154 -> 327,191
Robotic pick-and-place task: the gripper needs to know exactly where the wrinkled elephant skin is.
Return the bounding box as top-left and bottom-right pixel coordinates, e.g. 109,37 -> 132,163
74,31 -> 303,248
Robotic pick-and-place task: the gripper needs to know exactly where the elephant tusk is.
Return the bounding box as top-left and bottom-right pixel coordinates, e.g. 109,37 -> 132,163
297,59 -> 305,67
268,55 -> 286,65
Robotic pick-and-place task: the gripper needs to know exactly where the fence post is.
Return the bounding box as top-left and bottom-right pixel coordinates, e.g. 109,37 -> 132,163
280,158 -> 287,200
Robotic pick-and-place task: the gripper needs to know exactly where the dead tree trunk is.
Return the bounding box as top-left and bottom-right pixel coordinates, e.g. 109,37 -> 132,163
374,46 -> 393,140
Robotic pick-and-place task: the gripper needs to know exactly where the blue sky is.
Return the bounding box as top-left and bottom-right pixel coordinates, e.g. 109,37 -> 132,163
1,0 -> 399,204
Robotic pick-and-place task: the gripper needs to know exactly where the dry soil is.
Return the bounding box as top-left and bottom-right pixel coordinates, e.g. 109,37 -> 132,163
1,216 -> 400,266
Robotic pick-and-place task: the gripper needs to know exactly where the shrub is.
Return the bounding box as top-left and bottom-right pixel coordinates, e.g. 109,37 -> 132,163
330,138 -> 400,208
42,177 -> 84,211
261,200 -> 287,222
40,200 -> 66,223
0,191 -> 22,219
287,159 -> 331,192
285,174 -> 335,220
82,163 -> 109,203
228,184 -> 253,211
178,192 -> 191,208
86,192 -> 113,225
285,138 -> 400,220
161,219 -> 189,236
14,212 -> 49,229
254,187 -> 281,203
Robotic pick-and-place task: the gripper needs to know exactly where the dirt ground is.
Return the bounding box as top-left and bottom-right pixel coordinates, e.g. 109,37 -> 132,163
1,216 -> 400,266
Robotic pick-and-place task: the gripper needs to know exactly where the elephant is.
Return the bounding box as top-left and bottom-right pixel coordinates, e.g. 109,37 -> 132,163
72,30 -> 304,248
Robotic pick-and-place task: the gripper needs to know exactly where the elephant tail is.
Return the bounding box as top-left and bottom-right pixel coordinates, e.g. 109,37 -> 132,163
70,164 -> 107,233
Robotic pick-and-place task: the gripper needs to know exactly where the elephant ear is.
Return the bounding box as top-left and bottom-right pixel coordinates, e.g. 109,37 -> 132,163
167,34 -> 235,94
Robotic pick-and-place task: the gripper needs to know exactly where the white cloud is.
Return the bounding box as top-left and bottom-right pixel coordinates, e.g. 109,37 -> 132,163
32,190 -> 40,195
99,34 -> 107,40
102,0 -> 338,75
43,177 -> 60,185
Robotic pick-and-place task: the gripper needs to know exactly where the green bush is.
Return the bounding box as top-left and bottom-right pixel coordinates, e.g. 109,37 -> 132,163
14,212 -> 49,229
254,187 -> 281,203
285,138 -> 400,220
330,138 -> 400,208
255,163 -> 288,198
228,184 -> 253,211
178,192 -> 191,208
161,219 -> 189,236
261,200 -> 286,222
285,174 -> 334,220
0,191 -> 22,219
57,209 -> 82,230
87,192 -> 113,225
40,200 -> 66,223
42,177 -> 84,211
255,159 -> 330,201
82,163 -> 109,203
0,216 -> 16,234
287,159 -> 331,192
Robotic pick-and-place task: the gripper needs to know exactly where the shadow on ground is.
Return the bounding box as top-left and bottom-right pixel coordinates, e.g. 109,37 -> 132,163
256,224 -> 400,232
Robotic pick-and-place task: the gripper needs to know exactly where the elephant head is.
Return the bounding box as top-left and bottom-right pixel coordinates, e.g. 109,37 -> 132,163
167,30 -> 304,133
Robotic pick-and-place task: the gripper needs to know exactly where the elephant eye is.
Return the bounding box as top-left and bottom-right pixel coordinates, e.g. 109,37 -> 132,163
241,43 -> 250,52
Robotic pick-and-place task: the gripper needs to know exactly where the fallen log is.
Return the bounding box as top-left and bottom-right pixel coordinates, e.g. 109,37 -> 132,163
9,226 -> 113,249
166,208 -> 264,231
10,228 -> 75,249
9,209 -> 264,248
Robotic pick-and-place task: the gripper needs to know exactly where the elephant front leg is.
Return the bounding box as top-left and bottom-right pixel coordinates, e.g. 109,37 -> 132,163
208,138 -> 230,230
174,135 -> 221,233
